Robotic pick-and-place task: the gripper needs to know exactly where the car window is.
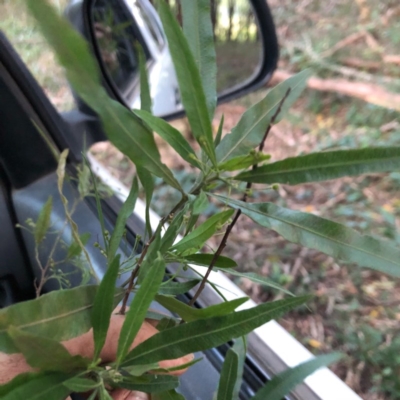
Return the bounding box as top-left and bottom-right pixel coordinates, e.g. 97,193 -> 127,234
133,0 -> 165,51
0,0 -> 75,112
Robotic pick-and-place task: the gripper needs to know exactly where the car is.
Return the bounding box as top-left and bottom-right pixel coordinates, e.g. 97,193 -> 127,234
0,0 -> 361,399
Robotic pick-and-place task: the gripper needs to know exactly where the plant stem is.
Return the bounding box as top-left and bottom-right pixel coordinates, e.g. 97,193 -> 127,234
119,194 -> 187,314
188,88 -> 292,306
119,238 -> 153,315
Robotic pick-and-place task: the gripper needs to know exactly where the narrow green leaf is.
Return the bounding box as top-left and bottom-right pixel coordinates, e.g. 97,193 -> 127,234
67,232 -> 91,259
122,296 -> 310,366
34,196 -> 52,244
159,205 -> 188,253
152,356 -> 202,373
219,153 -> 271,172
0,372 -> 72,400
214,194 -> 400,277
153,389 -> 185,400
137,166 -> 155,239
85,155 -> 108,252
26,0 -> 182,192
171,209 -> 234,253
217,347 -> 239,400
185,254 -> 237,268
216,70 -> 311,163
110,375 -> 179,393
235,147 -> 400,185
184,191 -> 209,235
181,0 -> 217,119
137,225 -> 162,283
232,338 -> 246,399
138,44 -> 152,113
156,0 -> 216,165
7,326 -> 89,372
0,285 -> 124,354
222,270 -> 294,296
122,363 -> 159,377
252,353 -> 342,400
117,254 -> 166,364
57,150 -> 97,280
108,176 -> 139,260
63,377 -> 100,392
155,317 -> 178,331
158,279 -> 200,296
134,110 -> 200,168
192,191 -> 209,215
99,386 -> 113,400
155,295 -> 248,322
214,115 -> 224,147
92,255 -> 121,360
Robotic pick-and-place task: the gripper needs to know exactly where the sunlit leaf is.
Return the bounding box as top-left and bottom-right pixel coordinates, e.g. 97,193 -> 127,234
252,353 -> 342,400
171,209 -> 234,253
117,254 -> 165,365
158,279 -> 200,296
235,147 -> 400,185
0,285 -> 124,354
92,255 -> 121,360
34,196 -> 52,245
156,0 -> 216,165
134,110 -> 200,168
185,254 -> 237,268
122,296 -> 310,366
221,270 -> 294,296
8,326 -> 89,372
214,194 -> 400,277
181,0 -> 217,119
108,176 -> 139,260
216,70 -> 311,163
26,0 -> 182,192
217,347 -> 239,400
155,295 -> 248,322
219,153 -> 271,172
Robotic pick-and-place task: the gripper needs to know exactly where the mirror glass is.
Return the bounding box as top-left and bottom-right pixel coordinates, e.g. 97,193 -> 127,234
91,0 -> 263,117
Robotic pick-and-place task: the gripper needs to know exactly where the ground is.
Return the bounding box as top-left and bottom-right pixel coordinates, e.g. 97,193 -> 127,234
2,0 -> 400,398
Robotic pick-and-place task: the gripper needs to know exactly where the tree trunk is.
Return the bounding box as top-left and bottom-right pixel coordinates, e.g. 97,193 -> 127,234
227,0 -> 235,41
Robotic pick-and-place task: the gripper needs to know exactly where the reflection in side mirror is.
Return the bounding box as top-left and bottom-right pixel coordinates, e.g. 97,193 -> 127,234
90,0 -> 270,118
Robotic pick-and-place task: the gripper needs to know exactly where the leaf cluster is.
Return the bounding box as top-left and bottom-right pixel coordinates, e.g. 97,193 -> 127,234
3,0 -> 400,399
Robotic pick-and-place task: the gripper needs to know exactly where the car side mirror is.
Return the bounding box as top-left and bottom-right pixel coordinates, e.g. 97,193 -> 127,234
68,0 -> 278,119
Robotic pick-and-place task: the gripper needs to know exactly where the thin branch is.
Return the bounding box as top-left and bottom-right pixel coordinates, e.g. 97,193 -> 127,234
119,192 -> 188,314
189,89 -> 292,306
119,237 -> 153,315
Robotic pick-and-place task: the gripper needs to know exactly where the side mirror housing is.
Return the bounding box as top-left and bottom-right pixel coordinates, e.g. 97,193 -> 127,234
67,0 -> 278,119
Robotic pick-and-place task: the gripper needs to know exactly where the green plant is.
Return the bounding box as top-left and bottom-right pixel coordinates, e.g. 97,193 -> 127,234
2,0 -> 400,398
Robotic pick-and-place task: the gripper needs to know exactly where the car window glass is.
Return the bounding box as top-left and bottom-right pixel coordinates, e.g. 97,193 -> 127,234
133,0 -> 165,51
92,0 -> 140,95
0,0 -> 75,112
